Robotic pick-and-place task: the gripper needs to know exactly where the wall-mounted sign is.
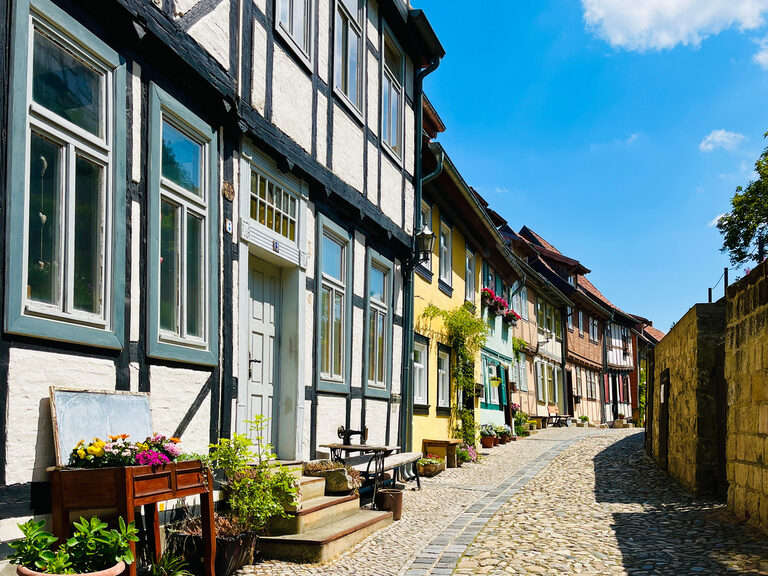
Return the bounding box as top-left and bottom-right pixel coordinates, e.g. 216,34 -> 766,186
222,180 -> 235,202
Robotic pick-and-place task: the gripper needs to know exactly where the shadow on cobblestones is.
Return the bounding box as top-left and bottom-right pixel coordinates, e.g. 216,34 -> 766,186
595,434 -> 768,575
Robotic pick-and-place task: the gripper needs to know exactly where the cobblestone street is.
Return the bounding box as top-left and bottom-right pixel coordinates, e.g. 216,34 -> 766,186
240,428 -> 768,576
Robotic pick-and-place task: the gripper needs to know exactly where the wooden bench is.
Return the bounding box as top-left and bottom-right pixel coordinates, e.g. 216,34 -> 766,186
547,406 -> 571,428
422,438 -> 463,468
347,451 -> 423,490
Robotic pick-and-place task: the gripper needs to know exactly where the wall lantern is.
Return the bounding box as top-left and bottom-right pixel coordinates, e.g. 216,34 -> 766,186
415,225 -> 435,263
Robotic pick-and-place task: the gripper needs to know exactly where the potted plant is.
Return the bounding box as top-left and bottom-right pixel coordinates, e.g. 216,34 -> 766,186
416,454 -> 445,477
148,550 -> 193,576
456,442 -> 477,464
481,287 -> 496,307
502,310 -> 520,327
9,516 -> 138,576
303,460 -> 362,494
513,412 -> 530,437
480,426 -> 496,448
489,376 -> 502,388
492,296 -> 508,316
577,415 -> 589,427
497,424 -> 512,443
167,416 -> 298,575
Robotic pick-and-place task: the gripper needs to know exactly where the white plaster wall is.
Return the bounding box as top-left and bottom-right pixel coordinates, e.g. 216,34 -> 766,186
254,0 -> 266,16
366,0 -> 379,50
389,397 -> 400,447
148,366 -> 211,455
251,18 -> 268,114
272,46 -> 313,153
130,200 -> 141,342
173,0 -> 198,18
365,399 -> 387,445
391,323 -> 402,396
351,306 -> 364,389
316,92 -> 328,165
353,232 -> 366,298
6,347 -> 116,484
188,0 -> 231,71
350,398 -> 362,430
380,157 -> 402,224
404,105 -> 415,175
130,362 -> 140,393
366,50 -> 379,138
366,141 -> 378,203
332,105 -> 364,192
130,62 -> 141,184
403,180 -> 414,235
232,258 -> 239,378
315,394 -> 347,451
317,0 -> 330,84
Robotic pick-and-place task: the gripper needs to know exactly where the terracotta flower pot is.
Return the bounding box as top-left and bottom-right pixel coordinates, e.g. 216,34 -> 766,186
481,436 -> 495,449
17,562 -> 126,576
493,437 -> 500,446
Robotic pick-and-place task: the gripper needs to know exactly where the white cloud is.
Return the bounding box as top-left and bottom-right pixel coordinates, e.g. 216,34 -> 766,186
625,133 -> 638,145
700,129 -> 746,151
582,0 -> 768,51
709,213 -> 726,227
755,35 -> 768,67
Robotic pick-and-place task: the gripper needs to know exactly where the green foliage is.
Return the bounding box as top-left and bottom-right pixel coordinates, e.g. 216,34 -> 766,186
579,414 -> 589,422
513,411 -> 530,437
512,337 -> 526,363
638,367 -> 647,425
9,516 -> 138,574
206,416 -> 299,534
149,550 -> 193,576
718,134 -> 768,265
453,407 -> 477,447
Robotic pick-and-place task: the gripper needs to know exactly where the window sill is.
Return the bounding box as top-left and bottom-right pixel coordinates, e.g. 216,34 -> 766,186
436,406 -> 451,417
381,140 -> 403,169
415,264 -> 433,282
438,279 -> 453,297
413,404 -> 430,416
274,23 -> 313,75
333,87 -> 364,127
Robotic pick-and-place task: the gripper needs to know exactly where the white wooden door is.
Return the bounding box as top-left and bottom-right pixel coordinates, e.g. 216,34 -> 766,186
248,256 -> 281,445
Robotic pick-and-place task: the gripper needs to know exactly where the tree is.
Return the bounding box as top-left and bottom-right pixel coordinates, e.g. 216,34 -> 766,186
717,134 -> 768,265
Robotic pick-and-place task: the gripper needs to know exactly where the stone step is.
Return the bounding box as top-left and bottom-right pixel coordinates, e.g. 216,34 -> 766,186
278,460 -> 304,479
283,476 -> 327,513
269,493 -> 361,535
260,510 -> 393,563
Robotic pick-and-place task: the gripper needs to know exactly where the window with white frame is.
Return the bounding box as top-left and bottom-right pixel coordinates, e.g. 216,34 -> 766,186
382,32 -> 403,156
578,310 -> 584,336
536,298 -> 545,332
437,349 -> 450,408
487,362 -> 500,405
547,363 -> 556,404
554,367 -> 561,404
439,223 -> 451,285
590,317 -> 599,342
545,303 -> 554,334
249,170 -> 298,243
518,356 -> 528,391
277,0 -> 312,58
25,17 -> 114,325
535,361 -> 545,402
520,286 -> 528,320
413,341 -> 427,405
567,306 -> 573,330
334,0 -> 363,110
465,249 -> 475,302
320,231 -> 347,380
367,260 -> 389,388
575,366 -> 582,397
555,309 -> 562,340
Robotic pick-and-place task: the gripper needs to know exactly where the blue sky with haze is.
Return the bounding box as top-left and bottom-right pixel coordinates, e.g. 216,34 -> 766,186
418,0 -> 768,332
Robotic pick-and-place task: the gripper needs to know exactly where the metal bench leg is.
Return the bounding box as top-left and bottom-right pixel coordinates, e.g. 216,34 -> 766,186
414,463 -> 421,490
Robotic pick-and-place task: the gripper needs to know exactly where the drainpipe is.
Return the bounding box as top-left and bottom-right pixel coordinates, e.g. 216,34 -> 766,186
423,141 -> 444,185
400,56 -> 441,452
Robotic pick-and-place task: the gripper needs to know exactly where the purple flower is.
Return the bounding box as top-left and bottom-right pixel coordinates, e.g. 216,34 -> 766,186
136,450 -> 170,466
163,442 -> 181,458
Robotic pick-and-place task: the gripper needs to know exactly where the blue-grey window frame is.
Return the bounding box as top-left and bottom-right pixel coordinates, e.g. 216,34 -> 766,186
315,214 -> 353,394
362,247 -> 393,399
5,0 -> 126,349
436,342 -> 451,416
147,83 -> 219,366
413,333 -> 429,413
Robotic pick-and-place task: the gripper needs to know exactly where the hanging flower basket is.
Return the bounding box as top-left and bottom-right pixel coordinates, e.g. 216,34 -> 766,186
481,288 -> 496,307
503,310 -> 521,326
489,376 -> 502,387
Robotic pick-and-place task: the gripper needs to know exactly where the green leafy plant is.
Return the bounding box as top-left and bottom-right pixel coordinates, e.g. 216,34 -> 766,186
149,550 -> 193,576
479,425 -> 496,437
9,517 -> 138,574
579,415 -> 589,423
303,460 -> 343,475
417,454 -> 444,466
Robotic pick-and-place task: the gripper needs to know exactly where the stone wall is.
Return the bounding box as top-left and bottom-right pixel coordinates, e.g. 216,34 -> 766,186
650,302 -> 725,496
726,259 -> 768,531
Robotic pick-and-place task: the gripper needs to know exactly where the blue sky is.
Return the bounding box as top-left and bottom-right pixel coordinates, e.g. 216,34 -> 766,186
418,0 -> 768,332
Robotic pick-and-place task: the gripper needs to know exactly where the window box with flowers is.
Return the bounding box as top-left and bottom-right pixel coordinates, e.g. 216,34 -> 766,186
503,310 -> 521,327
481,287 -> 496,307
492,296 -> 508,316
416,455 -> 446,477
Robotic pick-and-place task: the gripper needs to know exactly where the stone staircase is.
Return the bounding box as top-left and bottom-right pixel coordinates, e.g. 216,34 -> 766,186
260,463 -> 392,563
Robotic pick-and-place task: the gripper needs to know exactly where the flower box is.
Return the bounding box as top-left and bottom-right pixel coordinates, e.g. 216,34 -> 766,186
480,436 -> 495,449
417,460 -> 446,477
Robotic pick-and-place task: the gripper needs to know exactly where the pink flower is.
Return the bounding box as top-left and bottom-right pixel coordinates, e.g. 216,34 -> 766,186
136,450 -> 170,466
163,442 -> 181,458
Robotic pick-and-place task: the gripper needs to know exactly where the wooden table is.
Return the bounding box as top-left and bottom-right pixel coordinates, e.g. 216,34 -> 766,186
49,461 -> 215,576
319,443 -> 398,509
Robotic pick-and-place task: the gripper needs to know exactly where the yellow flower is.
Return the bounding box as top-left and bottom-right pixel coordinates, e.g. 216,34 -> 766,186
86,445 -> 104,457
77,449 -> 86,459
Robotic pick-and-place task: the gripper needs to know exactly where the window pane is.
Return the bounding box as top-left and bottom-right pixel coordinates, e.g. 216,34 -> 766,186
340,0 -> 358,19
369,266 -> 385,302
162,121 -> 202,196
382,77 -> 390,144
368,311 -> 376,381
384,40 -> 401,79
376,312 -> 385,383
293,0 -> 306,50
334,12 -> 346,91
186,213 -> 204,338
348,28 -> 360,106
320,287 -> 331,374
390,86 -> 399,148
333,291 -> 343,377
33,31 -> 101,136
279,0 -> 290,27
322,234 -> 344,280
27,132 -> 62,305
160,200 -> 180,333
73,156 -> 102,314
250,172 -> 259,220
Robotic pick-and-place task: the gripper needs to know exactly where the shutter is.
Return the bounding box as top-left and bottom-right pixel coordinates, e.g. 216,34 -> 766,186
535,362 -> 543,400
604,374 -> 611,399
521,287 -> 528,319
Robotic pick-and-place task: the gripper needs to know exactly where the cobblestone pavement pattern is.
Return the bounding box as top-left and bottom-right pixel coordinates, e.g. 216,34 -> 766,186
239,429 -> 768,576
456,431 -> 768,576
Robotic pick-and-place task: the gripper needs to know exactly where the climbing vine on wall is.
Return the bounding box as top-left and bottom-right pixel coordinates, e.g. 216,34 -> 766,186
421,302 -> 489,446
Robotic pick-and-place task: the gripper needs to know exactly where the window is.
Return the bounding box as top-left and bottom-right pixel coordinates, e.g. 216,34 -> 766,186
590,317 -> 599,342
545,303 -> 554,334
148,85 -> 218,364
5,0 -> 126,348
488,363 -> 500,405
575,366 -> 582,397
520,286 -> 528,320
437,349 -> 450,408
465,249 -> 475,302
536,298 -> 545,331
567,306 -> 573,330
413,341 -> 428,406
439,223 -> 451,285
586,371 -> 597,399
578,310 -> 584,336
518,357 -> 528,391
484,265 -> 496,290
555,309 -> 562,340
419,201 -> 432,271
277,0 -> 312,58
249,171 -> 298,242
320,233 -> 346,380
334,0 -> 363,110
365,251 -> 393,396
382,32 -> 403,156
547,364 -> 555,404
535,361 -> 545,401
